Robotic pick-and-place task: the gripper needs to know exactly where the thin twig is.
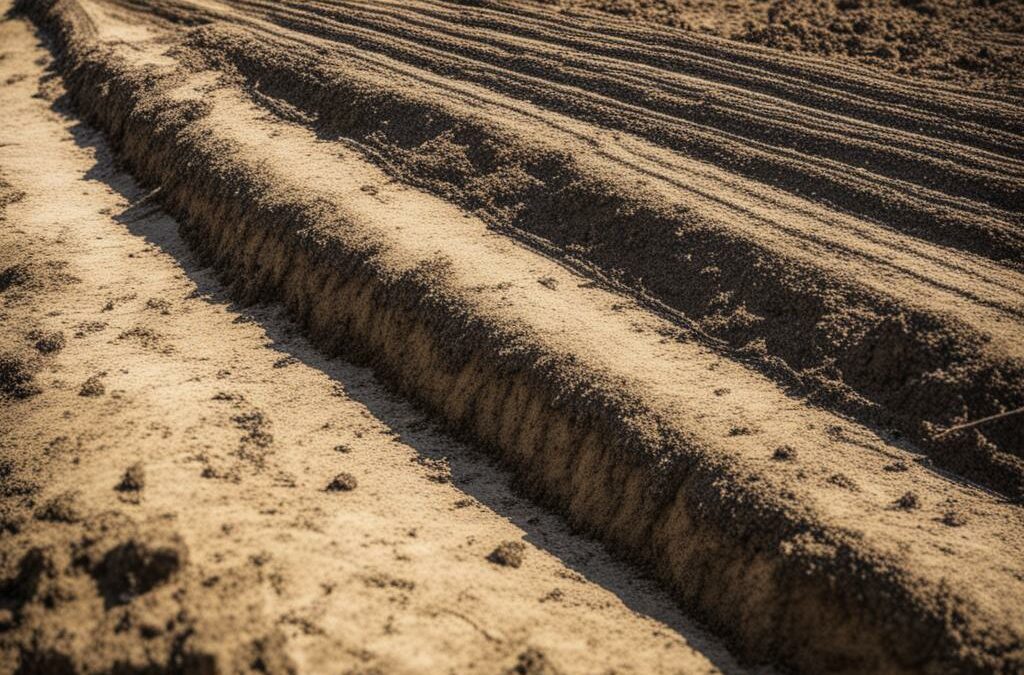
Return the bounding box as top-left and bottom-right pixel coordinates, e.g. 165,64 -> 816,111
934,406 -> 1024,437
130,186 -> 162,209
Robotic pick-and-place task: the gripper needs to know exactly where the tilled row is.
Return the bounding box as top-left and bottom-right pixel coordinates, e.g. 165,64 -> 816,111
22,0 -> 1024,672
110,0 -> 1024,263
162,19 -> 1024,499
241,0 -> 1024,226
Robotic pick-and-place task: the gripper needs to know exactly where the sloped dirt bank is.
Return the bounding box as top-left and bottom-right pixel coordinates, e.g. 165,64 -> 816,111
16,1 -> 1024,673
0,12 -> 743,673
102,0 -> 1024,499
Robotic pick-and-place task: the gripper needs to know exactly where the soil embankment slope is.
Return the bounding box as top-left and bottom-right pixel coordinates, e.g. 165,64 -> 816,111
0,13 -> 739,672
4,0 -> 1024,672
108,0 -> 1024,498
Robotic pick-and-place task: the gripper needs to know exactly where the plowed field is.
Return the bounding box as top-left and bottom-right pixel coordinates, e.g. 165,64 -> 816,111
2,1 -> 1022,673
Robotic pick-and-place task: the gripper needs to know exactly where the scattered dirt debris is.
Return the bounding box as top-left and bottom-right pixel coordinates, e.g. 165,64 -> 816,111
79,373 -> 106,397
116,462 -> 146,493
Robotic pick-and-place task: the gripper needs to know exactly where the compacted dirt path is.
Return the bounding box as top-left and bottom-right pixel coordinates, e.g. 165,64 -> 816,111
0,13 -> 743,674
3,0 -> 1023,673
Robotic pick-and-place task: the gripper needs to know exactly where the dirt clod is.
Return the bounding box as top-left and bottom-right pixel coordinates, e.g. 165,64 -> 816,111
92,535 -> 186,607
488,540 -> 526,568
117,462 -> 146,492
29,329 -> 65,354
325,472 -> 358,492
828,473 -> 858,491
79,373 -> 105,397
883,460 -> 909,472
896,491 -> 920,510
504,647 -> 561,675
942,510 -> 967,527
772,445 -> 797,461
118,326 -> 165,350
145,297 -> 171,314
0,351 -> 39,398
0,263 -> 32,292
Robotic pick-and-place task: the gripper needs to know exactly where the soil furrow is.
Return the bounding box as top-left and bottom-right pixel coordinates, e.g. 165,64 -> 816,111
457,0 -> 1024,121
0,14 -> 742,673
160,19 -> 1024,497
123,0 -> 1024,269
11,0 -> 1024,672
237,0 -> 1024,216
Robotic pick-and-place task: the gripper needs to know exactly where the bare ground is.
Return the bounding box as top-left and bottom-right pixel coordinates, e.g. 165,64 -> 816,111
2,0 -> 1023,673
525,0 -> 1024,92
0,15 -> 740,673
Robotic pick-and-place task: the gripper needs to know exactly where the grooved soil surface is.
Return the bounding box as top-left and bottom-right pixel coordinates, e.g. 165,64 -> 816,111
2,0 -> 1023,673
526,0 -> 1024,91
0,14 -> 740,674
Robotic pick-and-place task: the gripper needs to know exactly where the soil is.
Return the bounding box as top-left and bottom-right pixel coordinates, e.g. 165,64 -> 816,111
2,0 -> 1023,673
0,14 -> 739,673
527,0 -> 1024,92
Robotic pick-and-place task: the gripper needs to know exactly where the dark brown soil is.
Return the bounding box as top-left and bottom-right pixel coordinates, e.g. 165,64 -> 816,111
530,0 -> 1024,91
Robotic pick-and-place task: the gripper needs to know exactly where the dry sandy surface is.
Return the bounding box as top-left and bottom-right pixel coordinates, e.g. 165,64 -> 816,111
2,0 -> 1023,673
0,12 -> 748,674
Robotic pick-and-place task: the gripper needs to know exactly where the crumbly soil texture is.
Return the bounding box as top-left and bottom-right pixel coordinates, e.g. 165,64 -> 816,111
528,0 -> 1024,92
2,0 -> 1023,673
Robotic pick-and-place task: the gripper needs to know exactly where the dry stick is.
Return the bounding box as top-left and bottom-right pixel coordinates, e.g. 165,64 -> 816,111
934,406 -> 1024,437
131,186 -> 162,208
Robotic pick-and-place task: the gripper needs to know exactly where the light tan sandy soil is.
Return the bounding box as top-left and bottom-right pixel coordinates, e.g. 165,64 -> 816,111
0,14 -> 743,674
3,0 -> 1024,673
